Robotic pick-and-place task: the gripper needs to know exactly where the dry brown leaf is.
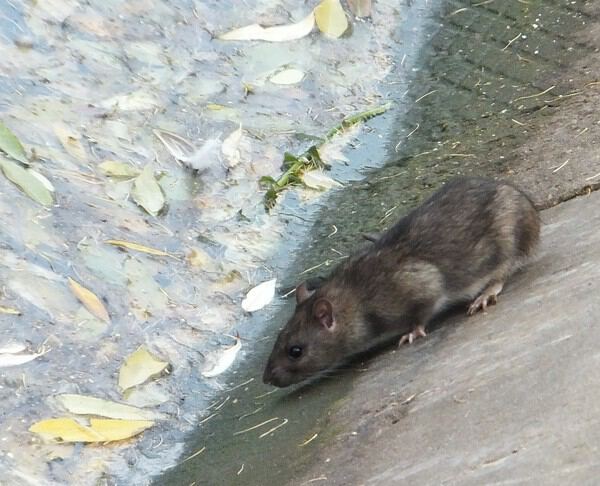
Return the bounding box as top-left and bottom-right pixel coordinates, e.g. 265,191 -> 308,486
68,277 -> 110,323
105,239 -> 176,259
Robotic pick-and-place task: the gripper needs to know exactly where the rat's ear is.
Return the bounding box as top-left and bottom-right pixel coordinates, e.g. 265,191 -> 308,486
295,281 -> 315,304
313,298 -> 335,330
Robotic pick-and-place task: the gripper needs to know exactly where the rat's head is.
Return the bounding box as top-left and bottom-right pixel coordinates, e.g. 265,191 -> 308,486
263,282 -> 342,387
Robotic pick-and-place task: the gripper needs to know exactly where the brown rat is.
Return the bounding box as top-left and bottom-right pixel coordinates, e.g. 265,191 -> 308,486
263,177 -> 540,387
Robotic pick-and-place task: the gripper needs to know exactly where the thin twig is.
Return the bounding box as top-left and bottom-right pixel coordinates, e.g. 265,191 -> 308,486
502,32 -> 521,51
415,90 -> 438,103
259,418 -> 289,438
552,159 -> 569,173
233,417 -> 279,436
512,85 -> 555,103
180,446 -> 206,464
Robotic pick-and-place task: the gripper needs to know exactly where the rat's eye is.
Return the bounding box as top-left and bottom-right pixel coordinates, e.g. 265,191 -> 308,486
288,345 -> 303,360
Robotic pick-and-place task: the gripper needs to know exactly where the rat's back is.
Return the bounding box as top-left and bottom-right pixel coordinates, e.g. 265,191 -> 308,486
377,177 -> 540,295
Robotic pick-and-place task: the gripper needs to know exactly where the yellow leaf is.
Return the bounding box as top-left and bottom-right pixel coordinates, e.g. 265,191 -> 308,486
131,165 -> 165,216
105,239 -> 176,259
30,418 -> 104,443
0,305 -> 21,315
57,394 -> 163,420
68,277 -> 110,323
53,123 -> 87,161
314,0 -> 348,38
29,417 -> 154,443
89,418 -> 154,441
98,160 -> 140,178
119,346 -> 169,392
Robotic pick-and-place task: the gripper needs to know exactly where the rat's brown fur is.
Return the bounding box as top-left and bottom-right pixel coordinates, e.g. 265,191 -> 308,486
263,177 -> 540,387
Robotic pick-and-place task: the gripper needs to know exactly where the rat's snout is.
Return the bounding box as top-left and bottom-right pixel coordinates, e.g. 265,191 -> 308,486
262,362 -> 289,388
262,364 -> 274,385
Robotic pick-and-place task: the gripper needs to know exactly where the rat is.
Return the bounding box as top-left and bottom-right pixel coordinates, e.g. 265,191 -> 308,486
263,177 -> 540,387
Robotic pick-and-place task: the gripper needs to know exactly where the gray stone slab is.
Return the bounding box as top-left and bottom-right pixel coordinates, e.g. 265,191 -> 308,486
300,189 -> 600,485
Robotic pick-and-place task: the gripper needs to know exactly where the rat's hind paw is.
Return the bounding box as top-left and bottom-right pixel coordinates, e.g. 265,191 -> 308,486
398,325 -> 427,346
468,281 -> 504,315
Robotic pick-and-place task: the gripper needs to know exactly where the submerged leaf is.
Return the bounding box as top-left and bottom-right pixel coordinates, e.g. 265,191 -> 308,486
119,346 -> 169,392
53,123 -> 87,161
105,239 -> 175,258
0,158 -> 53,206
0,343 -> 27,354
303,170 -> 343,190
314,0 -> 348,38
221,125 -> 243,167
0,121 -> 28,164
347,0 -> 372,17
29,418 -> 153,443
241,278 -> 277,312
269,69 -> 305,85
100,90 -> 160,111
132,165 -> 165,216
0,351 -> 44,368
219,12 -> 315,42
68,277 -> 110,323
56,394 -> 163,420
27,169 -> 56,193
202,335 -> 242,378
98,160 -> 140,178
0,305 -> 21,315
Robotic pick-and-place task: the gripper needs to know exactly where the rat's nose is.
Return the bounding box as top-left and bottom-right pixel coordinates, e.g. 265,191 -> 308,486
262,365 -> 274,385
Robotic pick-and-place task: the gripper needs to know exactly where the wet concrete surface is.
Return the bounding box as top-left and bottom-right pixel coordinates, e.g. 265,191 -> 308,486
158,1 -> 600,485
298,187 -> 600,486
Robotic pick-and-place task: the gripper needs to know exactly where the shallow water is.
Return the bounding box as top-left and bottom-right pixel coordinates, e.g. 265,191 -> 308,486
0,0 -> 401,483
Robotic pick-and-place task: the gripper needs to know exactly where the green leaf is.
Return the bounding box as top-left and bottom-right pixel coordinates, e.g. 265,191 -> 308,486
306,145 -> 325,168
0,121 -> 28,164
0,158 -> 53,206
259,176 -> 277,188
282,152 -> 300,169
131,165 -> 165,216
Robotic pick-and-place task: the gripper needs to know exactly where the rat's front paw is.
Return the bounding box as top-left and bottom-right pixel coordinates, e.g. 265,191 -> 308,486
398,325 -> 427,346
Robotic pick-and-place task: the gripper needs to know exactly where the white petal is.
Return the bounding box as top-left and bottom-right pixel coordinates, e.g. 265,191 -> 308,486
241,278 -> 277,312
202,336 -> 242,378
